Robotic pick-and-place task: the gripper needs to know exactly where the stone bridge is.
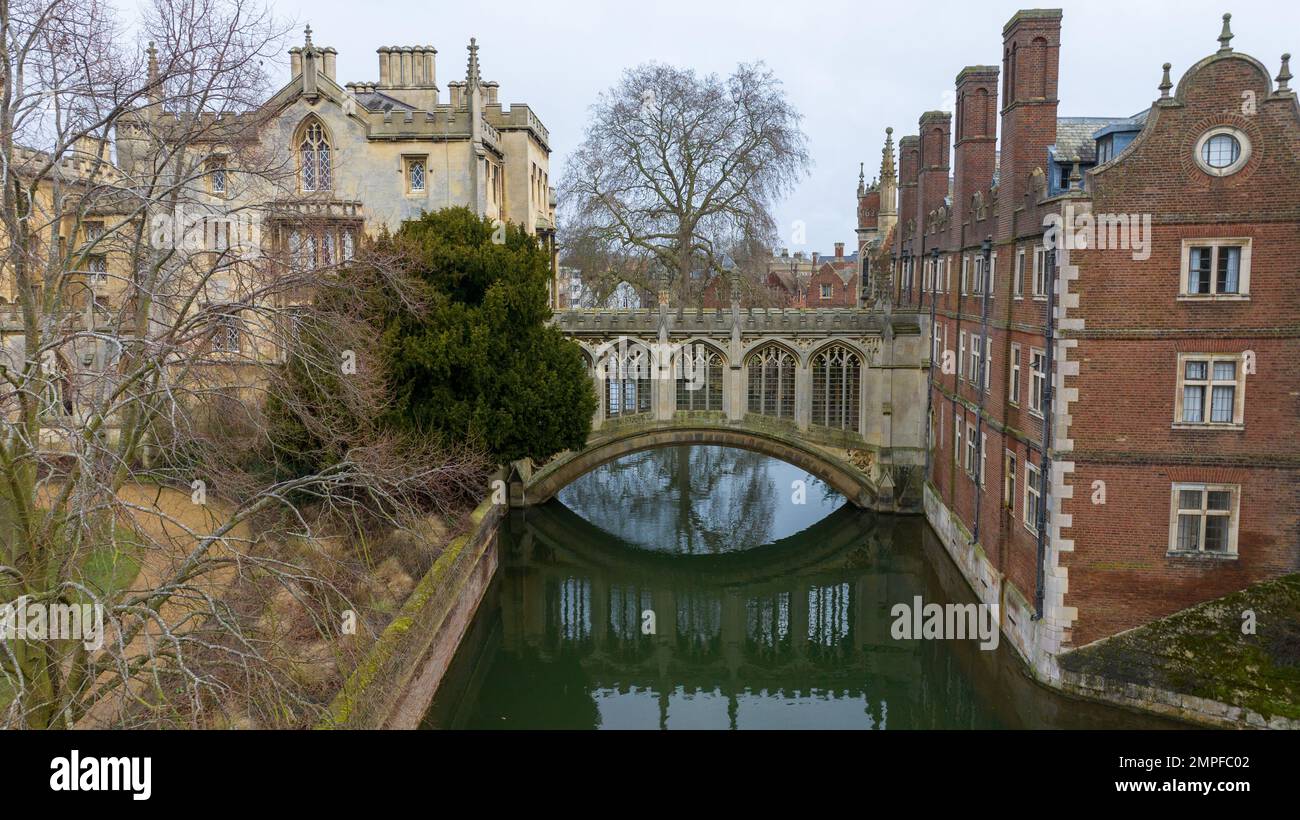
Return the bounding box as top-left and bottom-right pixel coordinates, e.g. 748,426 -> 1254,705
510,306 -> 931,513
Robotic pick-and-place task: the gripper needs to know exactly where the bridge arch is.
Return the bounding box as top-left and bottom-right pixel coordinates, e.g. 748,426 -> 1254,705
516,422 -> 879,509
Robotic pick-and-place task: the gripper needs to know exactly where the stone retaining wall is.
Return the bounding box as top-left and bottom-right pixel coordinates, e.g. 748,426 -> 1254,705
321,497 -> 504,729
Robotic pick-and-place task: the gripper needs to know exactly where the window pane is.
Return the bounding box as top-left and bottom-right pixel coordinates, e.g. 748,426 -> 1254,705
1182,385 -> 1204,423
1189,247 -> 1211,294
1204,516 -> 1230,552
1217,247 -> 1240,293
1207,490 -> 1231,511
1210,385 -> 1235,422
1201,133 -> 1240,168
1176,513 -> 1201,550
1212,361 -> 1236,381
1184,360 -> 1207,380
1178,489 -> 1203,510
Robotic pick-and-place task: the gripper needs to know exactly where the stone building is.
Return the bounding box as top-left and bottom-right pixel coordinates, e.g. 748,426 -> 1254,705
111,27 -> 559,356
855,130 -> 898,306
888,9 -> 1300,680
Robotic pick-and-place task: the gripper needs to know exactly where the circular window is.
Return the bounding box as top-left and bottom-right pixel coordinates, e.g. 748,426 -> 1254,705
1194,127 -> 1251,176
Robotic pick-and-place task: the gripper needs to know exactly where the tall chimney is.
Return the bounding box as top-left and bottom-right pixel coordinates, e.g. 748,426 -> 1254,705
321,47 -> 337,81
997,8 -> 1062,242
952,65 -> 999,238
290,46 -> 302,77
835,242 -> 845,259
378,47 -> 390,86
896,134 -> 919,257
916,110 -> 951,251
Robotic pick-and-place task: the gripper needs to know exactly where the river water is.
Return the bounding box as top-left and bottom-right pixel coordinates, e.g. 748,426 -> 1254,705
423,445 -> 1178,729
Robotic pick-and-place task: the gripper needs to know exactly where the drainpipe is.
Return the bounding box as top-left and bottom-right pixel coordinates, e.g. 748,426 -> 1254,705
1032,246 -> 1058,620
923,246 -> 940,486
971,237 -> 992,545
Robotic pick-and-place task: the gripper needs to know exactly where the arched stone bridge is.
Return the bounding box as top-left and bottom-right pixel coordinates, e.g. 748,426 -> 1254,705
510,307 -> 930,513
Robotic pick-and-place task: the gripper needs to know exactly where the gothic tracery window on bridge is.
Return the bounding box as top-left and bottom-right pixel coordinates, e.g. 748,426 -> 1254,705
811,344 -> 861,431
603,345 -> 651,418
746,345 -> 795,420
675,346 -> 724,411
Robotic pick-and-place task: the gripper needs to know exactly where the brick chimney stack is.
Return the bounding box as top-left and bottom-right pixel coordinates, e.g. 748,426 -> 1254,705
835,242 -> 845,259
996,8 -> 1062,242
952,65 -> 999,240
896,134 -> 919,257
916,110 -> 952,252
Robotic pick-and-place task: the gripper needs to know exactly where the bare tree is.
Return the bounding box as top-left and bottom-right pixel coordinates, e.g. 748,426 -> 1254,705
0,0 -> 485,729
559,61 -> 809,310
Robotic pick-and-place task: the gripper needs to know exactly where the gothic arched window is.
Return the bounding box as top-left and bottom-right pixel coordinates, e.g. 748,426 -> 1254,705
746,345 -> 795,420
603,344 -> 651,418
675,346 -> 724,411
812,344 -> 861,431
299,118 -> 332,192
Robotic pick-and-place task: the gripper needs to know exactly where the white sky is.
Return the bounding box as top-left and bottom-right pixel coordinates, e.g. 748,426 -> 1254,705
200,0 -> 1300,253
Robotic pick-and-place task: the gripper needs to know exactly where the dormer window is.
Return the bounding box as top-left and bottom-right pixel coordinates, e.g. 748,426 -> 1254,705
299,118 -> 332,192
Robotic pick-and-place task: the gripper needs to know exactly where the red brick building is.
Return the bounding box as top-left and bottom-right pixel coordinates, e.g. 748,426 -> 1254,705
889,9 -> 1300,677
807,243 -> 859,306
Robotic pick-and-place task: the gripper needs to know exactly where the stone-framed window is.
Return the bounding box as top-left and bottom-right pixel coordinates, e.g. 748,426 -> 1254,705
1194,126 -> 1250,177
820,283 -> 832,300
746,345 -> 795,420
811,344 -> 861,431
405,155 -> 427,194
298,117 -> 332,192
87,254 -> 107,284
1024,461 -> 1041,534
1032,247 -> 1048,299
603,344 -> 651,418
1009,343 -> 1022,405
207,156 -> 227,195
1174,353 -> 1245,428
1179,238 -> 1250,299
1003,449 -> 1017,510
1014,248 -> 1025,298
1168,483 -> 1239,556
210,309 -> 242,354
675,346 -> 723,412
1029,347 -> 1046,417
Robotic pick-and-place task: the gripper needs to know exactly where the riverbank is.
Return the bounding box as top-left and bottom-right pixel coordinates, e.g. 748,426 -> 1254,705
321,496 -> 504,729
1058,573 -> 1300,729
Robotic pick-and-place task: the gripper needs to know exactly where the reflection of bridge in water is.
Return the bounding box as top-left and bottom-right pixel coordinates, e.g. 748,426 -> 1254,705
491,505 -> 991,728
429,503 -> 1184,729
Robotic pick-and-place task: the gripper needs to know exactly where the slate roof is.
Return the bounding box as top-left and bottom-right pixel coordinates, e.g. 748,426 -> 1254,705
352,89 -> 418,112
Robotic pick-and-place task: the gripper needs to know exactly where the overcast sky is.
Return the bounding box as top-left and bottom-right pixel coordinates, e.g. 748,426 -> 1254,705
232,0 -> 1299,252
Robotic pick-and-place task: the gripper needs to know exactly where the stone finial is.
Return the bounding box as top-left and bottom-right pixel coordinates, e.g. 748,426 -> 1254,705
1069,161 -> 1082,190
857,162 -> 866,196
1159,62 -> 1173,98
467,37 -> 481,87
304,24 -> 313,48
1278,53 -> 1293,92
145,41 -> 161,104
1217,13 -> 1233,53
880,127 -> 896,181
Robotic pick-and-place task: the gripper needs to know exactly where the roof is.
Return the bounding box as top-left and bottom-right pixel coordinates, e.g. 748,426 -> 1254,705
1092,108 -> 1150,140
352,89 -> 418,112
1051,116 -> 1132,164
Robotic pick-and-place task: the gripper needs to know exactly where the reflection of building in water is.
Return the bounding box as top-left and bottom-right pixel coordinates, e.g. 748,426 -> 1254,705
745,592 -> 791,661
548,577 -> 592,645
808,583 -> 853,649
675,591 -> 723,656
